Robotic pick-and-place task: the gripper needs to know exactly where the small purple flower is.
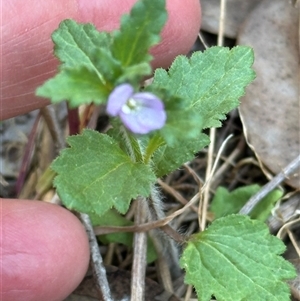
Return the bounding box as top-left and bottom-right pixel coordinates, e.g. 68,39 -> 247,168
106,83 -> 166,134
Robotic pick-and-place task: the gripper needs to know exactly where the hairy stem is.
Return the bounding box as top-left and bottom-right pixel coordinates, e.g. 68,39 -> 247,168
80,213 -> 114,301
131,198 -> 148,301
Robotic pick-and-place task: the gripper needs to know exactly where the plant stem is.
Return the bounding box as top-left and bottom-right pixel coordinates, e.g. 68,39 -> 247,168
67,105 -> 80,135
131,197 -> 148,301
80,213 -> 114,301
143,134 -> 165,164
120,125 -> 143,162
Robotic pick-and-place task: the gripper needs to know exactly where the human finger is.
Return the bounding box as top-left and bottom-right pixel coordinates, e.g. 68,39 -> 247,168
1,0 -> 201,120
1,199 -> 90,301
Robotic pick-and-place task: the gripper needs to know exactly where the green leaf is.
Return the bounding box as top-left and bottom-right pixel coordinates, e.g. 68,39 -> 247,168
141,86 -> 205,148
210,185 -> 283,221
180,214 -> 296,301
92,48 -> 123,86
251,190 -> 283,221
117,62 -> 152,84
152,134 -> 210,177
152,46 -> 255,128
145,46 -> 254,175
51,129 -> 156,216
38,5 -> 168,105
111,0 -> 167,68
52,19 -> 110,70
36,66 -> 109,106
51,19 -> 128,90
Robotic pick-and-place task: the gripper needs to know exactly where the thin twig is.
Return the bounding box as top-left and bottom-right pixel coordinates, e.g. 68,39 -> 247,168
200,128 -> 216,231
183,163 -> 203,186
184,285 -> 193,301
268,192 -> 300,233
80,213 -> 113,301
198,32 -> 209,49
239,154 -> 300,215
160,224 -> 186,244
287,228 -> 300,257
210,137 -> 245,189
199,134 -> 233,231
277,217 -> 300,239
158,178 -> 198,213
131,198 -> 148,301
217,0 -> 227,46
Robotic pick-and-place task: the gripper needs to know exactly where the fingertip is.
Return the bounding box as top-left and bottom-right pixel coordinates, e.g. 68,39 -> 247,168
1,199 -> 90,301
152,0 -> 201,69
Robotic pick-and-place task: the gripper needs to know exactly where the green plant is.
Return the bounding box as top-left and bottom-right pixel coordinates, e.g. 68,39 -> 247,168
36,0 -> 296,299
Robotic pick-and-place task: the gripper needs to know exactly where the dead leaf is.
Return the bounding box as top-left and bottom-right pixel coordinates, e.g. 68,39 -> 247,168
238,0 -> 300,188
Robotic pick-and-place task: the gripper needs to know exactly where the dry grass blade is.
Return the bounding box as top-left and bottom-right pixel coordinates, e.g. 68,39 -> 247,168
158,178 -> 198,213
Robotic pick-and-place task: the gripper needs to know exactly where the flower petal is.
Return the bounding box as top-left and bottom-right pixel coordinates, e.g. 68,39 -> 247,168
120,106 -> 166,134
107,84 -> 166,134
119,112 -> 145,134
137,106 -> 166,131
106,84 -> 134,116
133,92 -> 164,110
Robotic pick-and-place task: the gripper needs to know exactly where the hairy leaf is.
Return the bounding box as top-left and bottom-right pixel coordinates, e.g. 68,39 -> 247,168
111,0 -> 167,68
144,46 -> 255,175
152,134 -> 210,177
52,19 -> 110,71
180,214 -> 296,301
152,46 -> 255,128
51,129 -> 156,216
36,66 -> 108,106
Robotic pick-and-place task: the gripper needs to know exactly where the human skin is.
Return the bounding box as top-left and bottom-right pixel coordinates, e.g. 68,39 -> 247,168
1,0 -> 201,120
1,200 -> 90,301
1,1 -> 201,300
